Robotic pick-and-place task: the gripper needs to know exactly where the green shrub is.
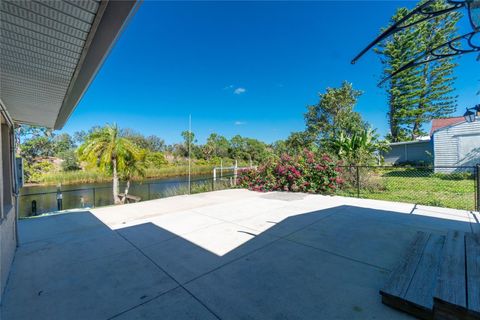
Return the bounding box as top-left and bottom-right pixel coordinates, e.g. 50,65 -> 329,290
146,152 -> 168,167
25,161 -> 55,183
60,149 -> 81,171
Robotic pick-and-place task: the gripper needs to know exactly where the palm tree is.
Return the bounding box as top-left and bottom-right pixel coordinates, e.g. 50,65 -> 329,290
120,151 -> 146,202
78,124 -> 144,204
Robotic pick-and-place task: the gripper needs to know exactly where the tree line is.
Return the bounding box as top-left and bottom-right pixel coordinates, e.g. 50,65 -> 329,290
17,79 -> 387,186
16,124 -> 273,183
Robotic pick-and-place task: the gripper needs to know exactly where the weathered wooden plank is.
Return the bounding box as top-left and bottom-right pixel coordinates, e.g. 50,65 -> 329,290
381,294 -> 432,320
380,232 -> 432,319
466,233 -> 480,318
381,231 -> 430,298
434,303 -> 473,320
434,231 -> 466,310
405,234 -> 445,310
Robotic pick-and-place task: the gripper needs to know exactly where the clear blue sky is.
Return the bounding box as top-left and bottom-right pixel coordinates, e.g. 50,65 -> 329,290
60,1 -> 480,144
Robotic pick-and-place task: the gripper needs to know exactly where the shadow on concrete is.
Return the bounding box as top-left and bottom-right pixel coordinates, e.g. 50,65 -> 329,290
2,201 -> 477,320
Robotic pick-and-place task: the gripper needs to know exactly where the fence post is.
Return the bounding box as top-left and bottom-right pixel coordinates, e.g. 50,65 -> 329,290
476,164 -> 480,212
356,166 -> 360,198
233,160 -> 238,186
56,185 -> 63,211
31,200 -> 37,216
92,188 -> 96,208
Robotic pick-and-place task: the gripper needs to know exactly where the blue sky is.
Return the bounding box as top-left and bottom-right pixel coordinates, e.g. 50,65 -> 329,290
60,1 -> 480,144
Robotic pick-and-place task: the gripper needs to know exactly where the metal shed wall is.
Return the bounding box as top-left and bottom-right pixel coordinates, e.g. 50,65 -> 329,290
383,140 -> 433,164
433,120 -> 480,173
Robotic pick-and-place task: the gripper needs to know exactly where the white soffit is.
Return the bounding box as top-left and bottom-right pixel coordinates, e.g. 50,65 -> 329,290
0,0 -> 140,129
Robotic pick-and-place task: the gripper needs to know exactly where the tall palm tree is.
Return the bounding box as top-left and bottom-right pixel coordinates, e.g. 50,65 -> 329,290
78,124 -> 144,204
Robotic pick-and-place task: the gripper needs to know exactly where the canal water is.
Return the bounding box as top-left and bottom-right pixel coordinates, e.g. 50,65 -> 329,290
19,174 -> 218,218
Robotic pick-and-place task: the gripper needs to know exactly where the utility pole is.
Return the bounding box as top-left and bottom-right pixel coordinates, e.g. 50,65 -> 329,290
188,114 -> 191,194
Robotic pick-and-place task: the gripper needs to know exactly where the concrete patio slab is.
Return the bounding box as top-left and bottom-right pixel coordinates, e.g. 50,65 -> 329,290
185,239 -> 411,320
338,204 -> 472,233
233,204 -> 340,237
2,189 -> 476,320
142,229 -> 277,284
114,210 -> 223,248
285,210 -> 432,270
115,221 -> 178,249
331,195 -> 418,214
113,287 -> 218,320
18,210 -> 105,244
191,196 -> 289,222
3,249 -> 178,320
13,224 -> 133,274
92,189 -> 259,226
161,221 -> 273,256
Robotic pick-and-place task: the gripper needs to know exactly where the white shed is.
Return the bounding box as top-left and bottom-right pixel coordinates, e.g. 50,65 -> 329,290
433,117 -> 480,173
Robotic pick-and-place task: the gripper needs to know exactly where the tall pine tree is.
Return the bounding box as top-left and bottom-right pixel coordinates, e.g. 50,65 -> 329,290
376,0 -> 460,141
376,8 -> 421,142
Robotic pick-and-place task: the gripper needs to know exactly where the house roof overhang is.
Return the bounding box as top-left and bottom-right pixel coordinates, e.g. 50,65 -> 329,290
0,0 -> 141,129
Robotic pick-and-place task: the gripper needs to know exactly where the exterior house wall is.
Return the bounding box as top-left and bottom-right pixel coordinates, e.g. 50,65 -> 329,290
383,141 -> 433,164
0,207 -> 16,304
0,114 -> 17,304
433,120 -> 480,173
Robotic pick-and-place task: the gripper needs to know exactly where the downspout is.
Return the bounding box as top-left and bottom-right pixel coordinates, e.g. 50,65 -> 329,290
0,99 -> 19,247
10,127 -> 19,247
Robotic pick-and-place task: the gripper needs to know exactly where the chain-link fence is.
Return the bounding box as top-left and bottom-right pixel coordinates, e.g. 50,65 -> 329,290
336,165 -> 479,211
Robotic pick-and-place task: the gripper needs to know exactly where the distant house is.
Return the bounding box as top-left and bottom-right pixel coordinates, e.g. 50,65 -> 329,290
383,116 -> 480,172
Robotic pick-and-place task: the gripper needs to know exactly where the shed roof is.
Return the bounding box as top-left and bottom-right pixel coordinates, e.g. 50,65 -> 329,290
0,0 -> 140,129
430,117 -> 465,135
388,139 -> 430,146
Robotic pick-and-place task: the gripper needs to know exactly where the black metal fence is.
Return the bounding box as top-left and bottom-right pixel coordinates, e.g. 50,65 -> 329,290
336,165 -> 480,212
19,174 -> 236,218
18,165 -> 480,217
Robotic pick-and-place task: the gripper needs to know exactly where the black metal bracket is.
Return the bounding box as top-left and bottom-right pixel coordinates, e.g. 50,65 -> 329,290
379,31 -> 480,85
351,0 -> 469,64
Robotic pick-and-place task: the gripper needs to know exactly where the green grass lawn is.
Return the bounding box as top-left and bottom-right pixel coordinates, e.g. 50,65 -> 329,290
337,171 -> 475,211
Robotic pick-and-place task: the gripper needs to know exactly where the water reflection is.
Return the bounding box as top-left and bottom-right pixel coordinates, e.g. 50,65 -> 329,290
19,175 -> 218,218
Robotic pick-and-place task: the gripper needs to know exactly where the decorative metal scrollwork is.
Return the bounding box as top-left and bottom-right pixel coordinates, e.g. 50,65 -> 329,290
351,0 -> 479,85
378,31 -> 479,85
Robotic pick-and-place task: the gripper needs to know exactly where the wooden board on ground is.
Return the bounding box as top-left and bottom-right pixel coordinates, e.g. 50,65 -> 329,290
380,231 -> 445,320
466,233 -> 480,319
433,231 -> 468,320
405,234 -> 444,311
434,231 -> 466,306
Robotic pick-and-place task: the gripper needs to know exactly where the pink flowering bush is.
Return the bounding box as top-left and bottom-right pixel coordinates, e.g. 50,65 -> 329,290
237,150 -> 344,194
